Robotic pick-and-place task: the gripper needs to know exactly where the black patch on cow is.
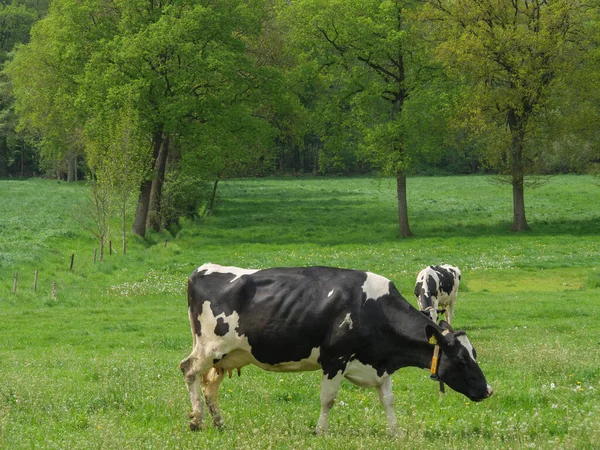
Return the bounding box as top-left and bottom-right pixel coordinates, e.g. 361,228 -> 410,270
425,274 -> 439,298
215,317 -> 229,336
432,266 -> 456,296
414,280 -> 424,297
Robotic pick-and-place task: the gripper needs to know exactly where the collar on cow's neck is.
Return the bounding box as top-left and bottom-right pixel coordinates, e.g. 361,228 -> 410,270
428,329 -> 450,380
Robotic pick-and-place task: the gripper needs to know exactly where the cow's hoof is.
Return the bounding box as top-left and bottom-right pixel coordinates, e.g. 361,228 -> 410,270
189,420 -> 202,431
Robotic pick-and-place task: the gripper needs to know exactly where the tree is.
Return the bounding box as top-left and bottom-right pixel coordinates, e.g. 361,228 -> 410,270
425,0 -> 600,231
76,0 -> 277,235
281,0 -> 449,237
0,1 -> 47,178
79,178 -> 111,262
4,0 -> 113,181
85,99 -> 150,254
8,0 -> 282,237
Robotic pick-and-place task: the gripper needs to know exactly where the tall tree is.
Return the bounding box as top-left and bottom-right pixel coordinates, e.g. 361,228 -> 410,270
425,0 -> 600,231
85,98 -> 150,254
281,0 -> 447,237
8,0 -> 280,237
77,0 -> 276,235
0,0 -> 47,178
5,0 -> 115,181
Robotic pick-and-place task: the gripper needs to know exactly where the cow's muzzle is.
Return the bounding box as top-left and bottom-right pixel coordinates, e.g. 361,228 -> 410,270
470,385 -> 493,402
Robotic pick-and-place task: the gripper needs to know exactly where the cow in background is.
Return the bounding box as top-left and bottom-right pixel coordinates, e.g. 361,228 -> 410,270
414,265 -> 461,325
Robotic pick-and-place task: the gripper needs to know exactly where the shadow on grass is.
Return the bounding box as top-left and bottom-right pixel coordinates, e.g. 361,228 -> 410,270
181,177 -> 600,246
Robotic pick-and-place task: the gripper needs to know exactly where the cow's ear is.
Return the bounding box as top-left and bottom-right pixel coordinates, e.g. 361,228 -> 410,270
425,323 -> 437,343
426,323 -> 455,351
425,324 -> 450,344
439,320 -> 455,333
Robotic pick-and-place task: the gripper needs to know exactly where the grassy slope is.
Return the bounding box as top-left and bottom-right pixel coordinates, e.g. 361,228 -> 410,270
0,176 -> 599,449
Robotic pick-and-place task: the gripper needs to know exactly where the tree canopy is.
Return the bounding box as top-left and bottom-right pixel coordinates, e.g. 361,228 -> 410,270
2,0 -> 599,237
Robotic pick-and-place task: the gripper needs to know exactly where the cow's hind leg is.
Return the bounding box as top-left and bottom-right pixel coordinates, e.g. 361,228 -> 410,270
202,367 -> 226,428
315,372 -> 343,435
179,354 -> 213,431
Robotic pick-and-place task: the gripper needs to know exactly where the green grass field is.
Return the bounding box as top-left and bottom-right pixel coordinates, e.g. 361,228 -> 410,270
1,175 -> 599,449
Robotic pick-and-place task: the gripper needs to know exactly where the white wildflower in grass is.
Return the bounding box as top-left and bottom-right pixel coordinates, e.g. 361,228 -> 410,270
108,270 -> 187,296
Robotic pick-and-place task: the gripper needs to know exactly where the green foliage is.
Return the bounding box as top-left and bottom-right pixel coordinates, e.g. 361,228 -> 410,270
160,171 -> 209,230
425,0 -> 600,175
0,2 -> 40,64
0,1 -> 49,178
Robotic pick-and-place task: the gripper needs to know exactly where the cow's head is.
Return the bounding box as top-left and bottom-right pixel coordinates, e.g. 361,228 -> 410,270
426,321 -> 493,402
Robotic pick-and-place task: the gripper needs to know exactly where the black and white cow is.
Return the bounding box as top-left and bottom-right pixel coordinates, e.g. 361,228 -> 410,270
180,263 -> 492,434
414,265 -> 461,324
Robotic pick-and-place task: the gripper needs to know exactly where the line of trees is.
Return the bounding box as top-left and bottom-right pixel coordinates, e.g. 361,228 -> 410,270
2,0 -> 600,237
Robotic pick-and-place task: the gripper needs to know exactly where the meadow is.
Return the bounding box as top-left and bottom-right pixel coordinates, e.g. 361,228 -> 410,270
0,175 -> 599,449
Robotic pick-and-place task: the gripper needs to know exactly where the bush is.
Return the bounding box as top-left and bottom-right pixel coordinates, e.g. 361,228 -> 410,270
160,172 -> 209,231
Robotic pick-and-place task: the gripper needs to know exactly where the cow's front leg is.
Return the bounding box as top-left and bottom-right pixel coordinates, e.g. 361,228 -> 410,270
376,376 -> 399,435
202,367 -> 226,428
315,372 -> 343,435
445,302 -> 455,325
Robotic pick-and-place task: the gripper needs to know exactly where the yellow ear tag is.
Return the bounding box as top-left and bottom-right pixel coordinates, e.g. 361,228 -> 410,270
429,335 -> 437,345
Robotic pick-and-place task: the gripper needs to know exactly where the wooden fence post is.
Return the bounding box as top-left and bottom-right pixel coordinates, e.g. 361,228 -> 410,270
34,270 -> 38,292
12,272 -> 18,294
94,248 -> 97,263
109,240 -> 113,256
70,253 -> 75,271
164,239 -> 168,248
52,282 -> 57,300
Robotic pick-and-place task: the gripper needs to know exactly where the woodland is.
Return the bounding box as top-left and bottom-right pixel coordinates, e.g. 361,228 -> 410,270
1,0 -> 600,239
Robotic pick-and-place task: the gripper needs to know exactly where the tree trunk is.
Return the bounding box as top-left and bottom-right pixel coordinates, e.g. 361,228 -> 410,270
396,171 -> 413,238
0,136 -> 8,178
507,108 -> 530,232
132,130 -> 164,237
122,201 -> 127,255
132,181 -> 152,237
67,153 -> 77,182
208,179 -> 219,216
147,134 -> 170,232
511,175 -> 528,232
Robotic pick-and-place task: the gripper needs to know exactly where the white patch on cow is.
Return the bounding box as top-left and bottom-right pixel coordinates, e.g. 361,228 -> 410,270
362,272 -> 390,301
456,334 -> 477,362
196,263 -> 259,282
344,360 -> 387,388
195,301 -> 251,359
339,313 -> 353,330
328,289 -> 335,297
